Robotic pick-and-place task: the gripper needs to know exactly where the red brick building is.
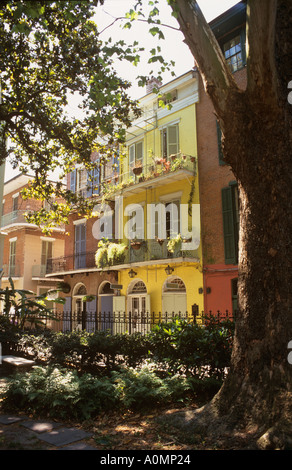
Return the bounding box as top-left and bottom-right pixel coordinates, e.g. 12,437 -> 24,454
45,156 -> 119,332
1,174 -> 65,304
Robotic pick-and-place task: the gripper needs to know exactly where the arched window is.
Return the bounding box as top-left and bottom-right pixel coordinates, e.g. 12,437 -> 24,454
128,280 -> 147,294
74,284 -> 87,296
163,277 -> 186,292
99,282 -> 115,295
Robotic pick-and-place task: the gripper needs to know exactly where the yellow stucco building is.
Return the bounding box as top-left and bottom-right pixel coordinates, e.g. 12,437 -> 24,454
103,70 -> 204,329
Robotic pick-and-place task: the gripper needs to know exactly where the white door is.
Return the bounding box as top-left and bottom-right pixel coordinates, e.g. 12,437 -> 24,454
129,294 -> 150,334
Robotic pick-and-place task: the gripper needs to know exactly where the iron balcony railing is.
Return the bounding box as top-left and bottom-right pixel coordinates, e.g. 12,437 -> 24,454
2,264 -> 21,278
47,240 -> 199,275
1,210 -> 29,228
103,154 -> 197,193
85,154 -> 197,198
46,251 -> 97,274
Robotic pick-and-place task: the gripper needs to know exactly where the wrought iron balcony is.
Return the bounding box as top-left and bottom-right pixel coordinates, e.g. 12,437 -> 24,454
46,251 -> 97,275
95,154 -> 197,198
1,210 -> 30,228
2,264 -> 21,278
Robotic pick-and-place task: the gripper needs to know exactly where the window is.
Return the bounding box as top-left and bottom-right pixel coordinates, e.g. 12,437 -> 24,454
223,33 -> 245,73
222,183 -> 239,264
76,168 -> 87,196
151,197 -> 181,240
166,200 -> 180,239
41,240 -> 53,274
130,281 -> 147,294
9,239 -> 16,277
161,124 -> 179,159
100,157 -> 114,183
12,194 -> 18,215
164,277 -> 186,292
129,141 -> 143,176
74,222 -> 86,269
70,168 -> 87,196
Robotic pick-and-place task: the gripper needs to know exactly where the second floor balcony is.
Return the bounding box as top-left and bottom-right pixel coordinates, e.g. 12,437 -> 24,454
1,210 -> 65,233
2,264 -> 21,278
85,154 -> 197,200
104,154 -> 197,197
1,210 -> 31,230
46,239 -> 200,277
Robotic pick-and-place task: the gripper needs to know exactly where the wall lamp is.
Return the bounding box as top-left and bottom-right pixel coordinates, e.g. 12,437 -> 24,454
165,265 -> 174,275
128,269 -> 137,278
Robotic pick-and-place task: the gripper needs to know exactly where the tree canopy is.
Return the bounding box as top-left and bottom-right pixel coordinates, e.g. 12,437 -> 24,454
0,0 -> 150,226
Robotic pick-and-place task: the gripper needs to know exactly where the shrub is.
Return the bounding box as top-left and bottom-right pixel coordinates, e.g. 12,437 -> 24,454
2,366 -> 119,421
1,365 -> 198,420
111,366 -> 198,410
147,317 -> 234,378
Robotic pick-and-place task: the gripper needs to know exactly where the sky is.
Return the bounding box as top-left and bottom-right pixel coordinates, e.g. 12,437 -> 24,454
89,0 -> 240,99
5,0 -> 240,182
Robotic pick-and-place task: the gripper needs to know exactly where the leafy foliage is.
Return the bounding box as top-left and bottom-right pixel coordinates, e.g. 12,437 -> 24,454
0,277 -> 64,329
1,364 -> 206,420
1,317 -> 234,420
8,317 -> 234,379
2,365 -> 118,420
0,0 -> 142,227
95,238 -> 128,269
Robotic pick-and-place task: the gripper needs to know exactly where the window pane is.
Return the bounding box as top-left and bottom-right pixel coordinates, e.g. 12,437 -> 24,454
223,35 -> 242,72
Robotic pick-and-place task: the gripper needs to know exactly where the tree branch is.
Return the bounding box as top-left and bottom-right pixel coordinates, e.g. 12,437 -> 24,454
99,10 -> 180,35
170,0 -> 240,117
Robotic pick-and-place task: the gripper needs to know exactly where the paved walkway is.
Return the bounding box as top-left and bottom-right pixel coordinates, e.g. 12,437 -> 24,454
0,413 -> 97,450
0,368 -> 98,450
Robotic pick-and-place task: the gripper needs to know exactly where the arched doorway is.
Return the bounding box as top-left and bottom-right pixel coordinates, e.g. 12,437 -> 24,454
72,283 -> 87,330
98,281 -> 115,332
127,280 -> 150,334
162,276 -> 187,318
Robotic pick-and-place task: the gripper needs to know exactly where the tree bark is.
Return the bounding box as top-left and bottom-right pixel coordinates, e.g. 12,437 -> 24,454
169,0 -> 292,444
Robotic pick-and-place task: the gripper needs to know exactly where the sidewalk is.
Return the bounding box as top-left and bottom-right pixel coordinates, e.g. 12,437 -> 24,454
0,413 -> 97,450
0,367 -> 99,450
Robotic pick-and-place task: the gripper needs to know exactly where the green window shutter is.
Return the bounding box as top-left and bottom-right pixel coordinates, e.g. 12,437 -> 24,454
222,186 -> 236,264
136,141 -> 143,164
129,144 -> 135,175
167,125 -> 179,158
216,121 -> 225,166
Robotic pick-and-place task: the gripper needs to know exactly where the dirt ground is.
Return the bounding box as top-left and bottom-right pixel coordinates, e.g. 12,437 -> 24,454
0,405 -> 254,451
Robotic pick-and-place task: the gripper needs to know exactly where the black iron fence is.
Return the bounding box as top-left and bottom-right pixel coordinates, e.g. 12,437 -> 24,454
23,310 -> 235,335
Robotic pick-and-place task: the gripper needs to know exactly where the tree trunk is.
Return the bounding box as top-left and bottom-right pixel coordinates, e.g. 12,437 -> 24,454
166,0 -> 292,446
212,101 -> 292,433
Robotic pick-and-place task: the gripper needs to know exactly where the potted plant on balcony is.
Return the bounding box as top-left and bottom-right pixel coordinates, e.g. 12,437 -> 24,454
131,238 -> 142,250
107,242 -> 128,266
163,160 -> 171,172
167,233 -> 182,253
132,162 -> 143,176
95,239 -> 109,269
